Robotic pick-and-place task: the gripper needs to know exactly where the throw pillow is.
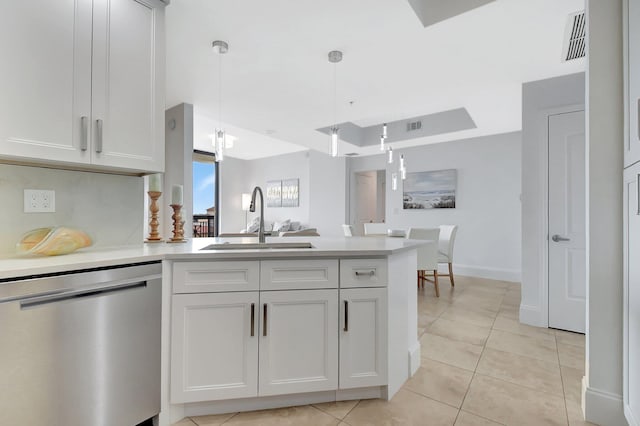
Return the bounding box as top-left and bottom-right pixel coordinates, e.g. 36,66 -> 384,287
273,219 -> 291,232
246,216 -> 261,233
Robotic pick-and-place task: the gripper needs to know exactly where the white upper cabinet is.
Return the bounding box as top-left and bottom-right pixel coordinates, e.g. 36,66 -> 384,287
91,0 -> 165,172
0,0 -> 165,174
0,0 -> 92,165
627,0 -> 640,167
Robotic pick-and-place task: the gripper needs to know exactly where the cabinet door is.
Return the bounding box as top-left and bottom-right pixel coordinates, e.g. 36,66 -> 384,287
91,0 -> 165,172
0,0 -> 92,165
259,289 -> 338,396
339,288 -> 388,389
171,292 -> 259,403
624,164 -> 640,425
627,0 -> 640,167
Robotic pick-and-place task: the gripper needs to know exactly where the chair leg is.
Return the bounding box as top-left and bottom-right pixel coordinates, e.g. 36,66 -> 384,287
433,269 -> 440,297
449,262 -> 455,287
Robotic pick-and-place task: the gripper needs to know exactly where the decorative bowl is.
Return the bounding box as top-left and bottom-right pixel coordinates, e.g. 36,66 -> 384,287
16,227 -> 93,256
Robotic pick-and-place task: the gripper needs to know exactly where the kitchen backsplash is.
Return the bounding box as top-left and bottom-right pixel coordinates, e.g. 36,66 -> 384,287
0,164 -> 143,256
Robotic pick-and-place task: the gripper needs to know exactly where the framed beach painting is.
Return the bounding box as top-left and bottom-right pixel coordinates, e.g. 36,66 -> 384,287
403,169 -> 457,209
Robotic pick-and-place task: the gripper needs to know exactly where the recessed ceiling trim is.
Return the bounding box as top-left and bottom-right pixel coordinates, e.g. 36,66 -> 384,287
407,0 -> 496,28
316,108 -> 477,147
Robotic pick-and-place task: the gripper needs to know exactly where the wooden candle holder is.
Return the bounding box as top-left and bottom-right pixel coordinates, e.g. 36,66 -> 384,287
145,191 -> 163,243
167,204 -> 187,243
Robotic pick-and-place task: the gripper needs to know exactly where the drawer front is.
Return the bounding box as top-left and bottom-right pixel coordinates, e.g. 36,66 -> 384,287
173,261 -> 259,293
340,258 -> 388,288
261,260 -> 338,290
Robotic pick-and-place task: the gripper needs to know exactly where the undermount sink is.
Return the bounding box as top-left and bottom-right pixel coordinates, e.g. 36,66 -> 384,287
200,242 -> 314,250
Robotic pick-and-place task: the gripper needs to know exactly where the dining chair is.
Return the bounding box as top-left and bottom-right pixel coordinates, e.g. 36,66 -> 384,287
342,224 -> 354,237
438,225 -> 458,287
363,222 -> 387,236
406,227 -> 441,296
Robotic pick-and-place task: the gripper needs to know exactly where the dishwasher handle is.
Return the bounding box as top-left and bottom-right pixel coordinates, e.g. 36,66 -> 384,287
21,281 -> 147,309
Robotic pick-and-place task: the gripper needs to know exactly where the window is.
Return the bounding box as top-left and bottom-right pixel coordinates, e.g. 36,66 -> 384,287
192,150 -> 218,237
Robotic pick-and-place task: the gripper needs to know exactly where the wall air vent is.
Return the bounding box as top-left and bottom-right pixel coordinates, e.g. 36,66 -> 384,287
562,11 -> 585,61
406,121 -> 422,132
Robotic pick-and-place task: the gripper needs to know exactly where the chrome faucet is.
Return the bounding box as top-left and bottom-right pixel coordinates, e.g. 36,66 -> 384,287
249,186 -> 266,243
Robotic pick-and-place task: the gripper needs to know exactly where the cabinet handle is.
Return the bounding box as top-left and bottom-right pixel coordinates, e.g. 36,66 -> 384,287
263,303 -> 267,337
95,119 -> 103,153
355,270 -> 375,277
250,303 -> 255,337
344,300 -> 349,332
80,116 -> 88,151
637,174 -> 640,216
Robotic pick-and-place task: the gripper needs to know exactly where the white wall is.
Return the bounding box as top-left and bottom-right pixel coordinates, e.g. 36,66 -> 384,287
0,164 -> 143,255
348,131 -> 522,281
584,1 -> 626,424
520,72 -> 585,327
219,151 -> 347,236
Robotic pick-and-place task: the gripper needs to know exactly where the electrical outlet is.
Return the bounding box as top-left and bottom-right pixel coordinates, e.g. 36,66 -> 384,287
24,189 -> 55,213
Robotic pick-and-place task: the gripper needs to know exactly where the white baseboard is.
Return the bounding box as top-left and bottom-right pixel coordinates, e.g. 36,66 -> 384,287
584,386 -> 627,426
445,264 -> 521,282
519,304 -> 546,327
409,342 -> 421,376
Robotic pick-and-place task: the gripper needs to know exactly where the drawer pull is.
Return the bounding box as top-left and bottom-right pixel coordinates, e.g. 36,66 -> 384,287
344,300 -> 349,332
250,303 -> 255,337
355,270 -> 375,277
263,303 -> 268,337
95,119 -> 103,153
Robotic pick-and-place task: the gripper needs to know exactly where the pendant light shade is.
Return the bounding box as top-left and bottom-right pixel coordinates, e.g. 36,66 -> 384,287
387,147 -> 393,164
330,127 -> 339,157
328,50 -> 342,157
383,123 -> 388,139
212,40 -> 229,162
392,173 -> 398,191
380,135 -> 385,151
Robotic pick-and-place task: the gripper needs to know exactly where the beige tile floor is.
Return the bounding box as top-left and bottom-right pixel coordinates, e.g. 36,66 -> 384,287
174,275 -> 595,426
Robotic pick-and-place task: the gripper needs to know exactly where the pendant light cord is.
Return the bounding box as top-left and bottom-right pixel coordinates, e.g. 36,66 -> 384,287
219,53 -> 222,128
333,62 -> 337,128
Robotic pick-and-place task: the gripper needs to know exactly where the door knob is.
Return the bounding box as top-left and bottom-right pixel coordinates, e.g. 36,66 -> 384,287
551,234 -> 570,242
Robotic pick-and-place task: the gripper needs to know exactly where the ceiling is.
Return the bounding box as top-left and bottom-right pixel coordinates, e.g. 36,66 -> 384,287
166,0 -> 585,160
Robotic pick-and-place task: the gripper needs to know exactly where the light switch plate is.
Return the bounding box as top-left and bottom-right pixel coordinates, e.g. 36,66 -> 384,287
24,189 -> 55,213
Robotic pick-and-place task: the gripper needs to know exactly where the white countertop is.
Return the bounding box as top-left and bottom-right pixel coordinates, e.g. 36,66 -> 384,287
0,236 -> 427,280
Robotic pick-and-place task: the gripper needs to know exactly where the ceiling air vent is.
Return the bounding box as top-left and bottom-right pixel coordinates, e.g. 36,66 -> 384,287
562,11 -> 585,61
406,121 -> 422,132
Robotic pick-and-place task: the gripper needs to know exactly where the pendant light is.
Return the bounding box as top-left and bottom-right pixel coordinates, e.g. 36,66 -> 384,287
400,154 -> 407,180
328,50 -> 343,157
387,147 -> 393,164
392,173 -> 398,191
212,40 -> 229,162
380,135 -> 385,151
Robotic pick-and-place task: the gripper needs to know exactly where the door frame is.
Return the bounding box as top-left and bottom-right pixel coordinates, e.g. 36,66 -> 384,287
348,168 -> 386,236
537,104 -> 585,329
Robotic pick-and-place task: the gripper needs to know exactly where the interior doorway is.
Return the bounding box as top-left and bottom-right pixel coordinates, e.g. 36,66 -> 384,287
353,170 -> 386,235
547,110 -> 586,333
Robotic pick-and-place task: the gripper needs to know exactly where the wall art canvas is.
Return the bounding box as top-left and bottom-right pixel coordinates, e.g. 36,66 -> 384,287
266,180 -> 282,207
281,178 -> 299,207
403,169 -> 457,209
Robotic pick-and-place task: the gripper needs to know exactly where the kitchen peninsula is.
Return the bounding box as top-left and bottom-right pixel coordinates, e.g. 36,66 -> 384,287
0,236 -> 424,426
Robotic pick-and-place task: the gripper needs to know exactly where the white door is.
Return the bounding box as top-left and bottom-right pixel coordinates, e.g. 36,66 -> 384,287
624,163 -> 640,425
355,172 -> 378,235
548,110 -> 586,333
0,0 -> 92,164
339,288 -> 387,389
91,0 -> 165,172
170,292 -> 259,403
259,289 -> 338,396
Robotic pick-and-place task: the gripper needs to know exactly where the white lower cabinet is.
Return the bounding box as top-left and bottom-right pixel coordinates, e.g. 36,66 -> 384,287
339,288 -> 388,389
259,289 -> 339,396
171,292 -> 259,403
170,259 -> 387,405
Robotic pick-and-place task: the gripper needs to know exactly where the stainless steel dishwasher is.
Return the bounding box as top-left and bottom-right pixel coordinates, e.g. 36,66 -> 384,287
0,262 -> 162,426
